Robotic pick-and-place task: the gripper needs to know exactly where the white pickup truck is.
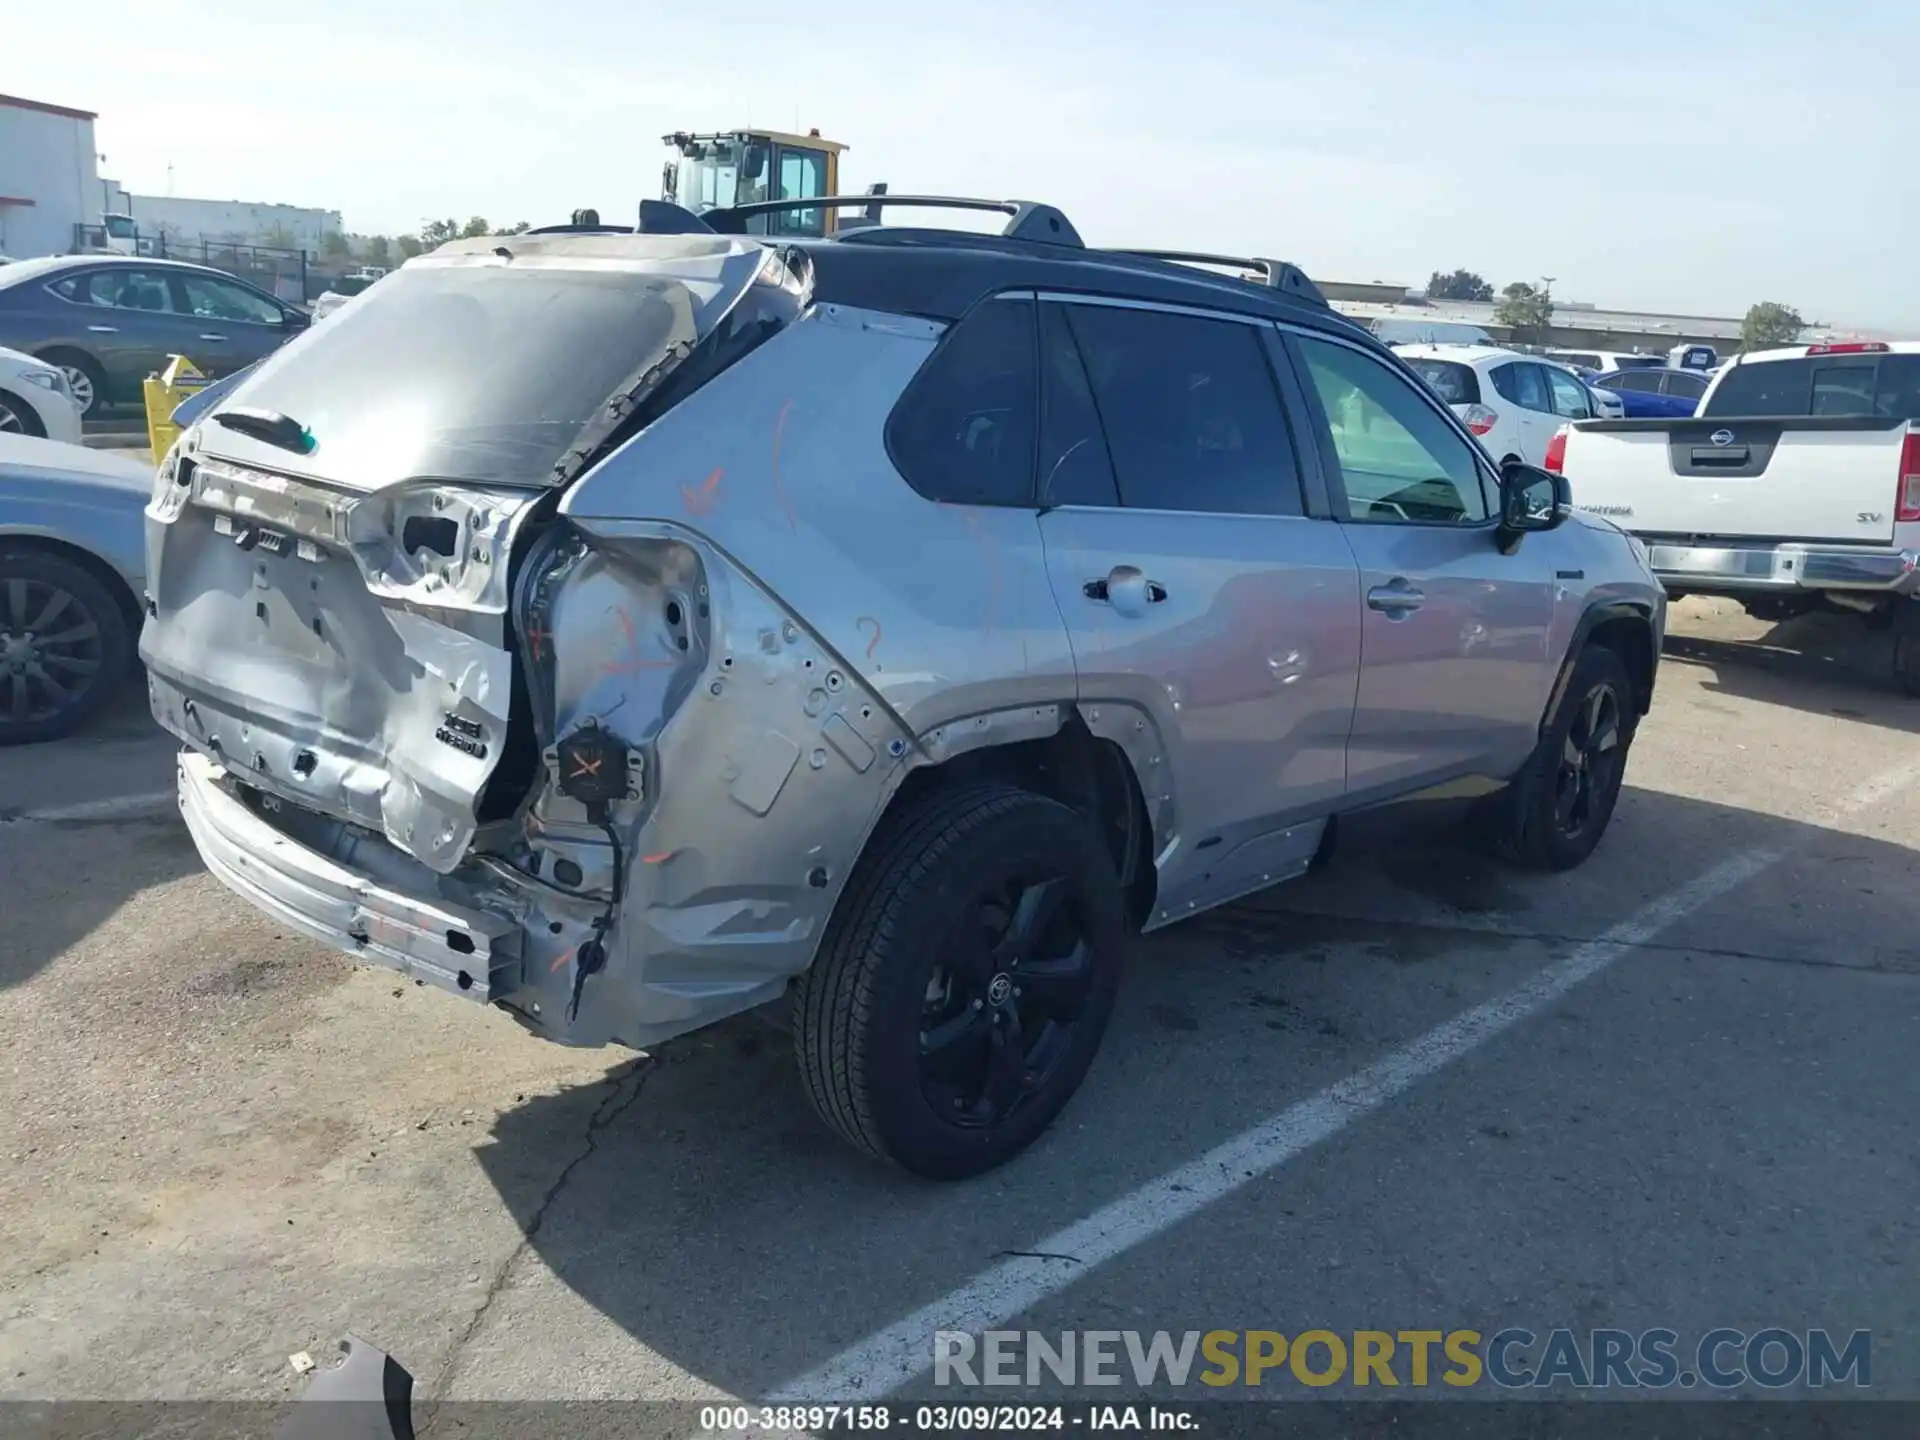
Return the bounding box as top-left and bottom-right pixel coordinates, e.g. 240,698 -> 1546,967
1549,341 -> 1920,694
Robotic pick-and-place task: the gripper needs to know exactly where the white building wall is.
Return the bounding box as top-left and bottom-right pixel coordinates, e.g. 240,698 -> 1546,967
123,195 -> 344,256
0,97 -> 103,258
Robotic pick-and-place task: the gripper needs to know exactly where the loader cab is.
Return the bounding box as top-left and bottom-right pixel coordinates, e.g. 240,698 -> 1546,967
662,128 -> 848,237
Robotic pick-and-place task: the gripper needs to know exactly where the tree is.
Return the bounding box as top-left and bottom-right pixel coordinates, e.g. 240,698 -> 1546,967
396,234 -> 424,260
1740,301 -> 1805,352
502,220 -> 531,234
360,234 -> 393,268
258,220 -> 299,252
320,230 -> 354,265
418,218 -> 461,249
1494,281 -> 1554,344
1426,268 -> 1493,302
459,216 -> 493,239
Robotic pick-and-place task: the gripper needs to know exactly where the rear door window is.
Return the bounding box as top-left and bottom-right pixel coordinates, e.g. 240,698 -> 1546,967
1491,361 -> 1552,412
1036,303 -> 1119,507
1664,371 -> 1709,400
886,296 -> 1038,507
1062,303 -> 1305,517
1703,359 -> 1814,416
1605,370 -> 1661,393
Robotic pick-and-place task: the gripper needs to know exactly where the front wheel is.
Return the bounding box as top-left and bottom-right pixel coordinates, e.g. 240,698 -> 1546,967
793,784 -> 1125,1179
1483,644 -> 1637,871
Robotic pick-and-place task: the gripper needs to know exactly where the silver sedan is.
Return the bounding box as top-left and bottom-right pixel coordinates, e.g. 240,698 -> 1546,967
0,433 -> 151,743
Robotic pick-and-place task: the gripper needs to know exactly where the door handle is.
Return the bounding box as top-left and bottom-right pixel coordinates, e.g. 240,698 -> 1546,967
198,333 -> 229,342
86,324 -> 118,333
1366,579 -> 1426,616
1083,566 -> 1168,614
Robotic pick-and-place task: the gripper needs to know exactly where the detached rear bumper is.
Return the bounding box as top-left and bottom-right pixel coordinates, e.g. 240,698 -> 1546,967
1646,542 -> 1920,595
176,750 -> 519,1001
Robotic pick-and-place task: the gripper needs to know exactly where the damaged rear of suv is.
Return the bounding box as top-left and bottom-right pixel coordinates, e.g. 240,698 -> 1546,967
145,199 -> 1661,1179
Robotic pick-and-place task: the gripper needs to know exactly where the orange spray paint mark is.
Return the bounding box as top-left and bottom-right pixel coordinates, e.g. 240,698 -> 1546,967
856,616 -> 883,659
601,606 -> 676,677
769,401 -> 798,533
641,851 -> 674,864
681,467 -> 723,517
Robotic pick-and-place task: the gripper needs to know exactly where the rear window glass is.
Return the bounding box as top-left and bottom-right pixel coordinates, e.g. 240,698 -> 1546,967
1703,359 -> 1814,416
1708,354 -> 1920,419
203,246 -> 766,488
1405,359 -> 1480,406
1873,355 -> 1920,419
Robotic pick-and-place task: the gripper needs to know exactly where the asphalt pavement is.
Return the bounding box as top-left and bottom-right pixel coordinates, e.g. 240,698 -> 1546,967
0,598 -> 1914,1414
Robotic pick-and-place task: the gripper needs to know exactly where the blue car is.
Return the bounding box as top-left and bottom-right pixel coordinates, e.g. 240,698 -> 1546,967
1591,366 -> 1710,418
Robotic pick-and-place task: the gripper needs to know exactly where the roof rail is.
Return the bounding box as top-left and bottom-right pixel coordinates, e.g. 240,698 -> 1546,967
1108,250 -> 1328,307
700,195 -> 1084,247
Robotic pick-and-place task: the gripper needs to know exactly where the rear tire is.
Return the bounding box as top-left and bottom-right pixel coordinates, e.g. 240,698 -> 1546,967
0,387 -> 48,438
0,546 -> 134,745
793,783 -> 1125,1179
1482,644 -> 1637,871
1893,600 -> 1920,698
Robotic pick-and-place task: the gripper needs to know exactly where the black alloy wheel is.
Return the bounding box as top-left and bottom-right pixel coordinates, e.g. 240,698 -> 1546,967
918,873 -> 1096,1129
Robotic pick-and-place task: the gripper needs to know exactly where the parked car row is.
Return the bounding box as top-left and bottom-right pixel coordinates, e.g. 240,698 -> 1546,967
1399,344 -> 1623,469
1551,340 -> 1920,693
0,255 -> 310,417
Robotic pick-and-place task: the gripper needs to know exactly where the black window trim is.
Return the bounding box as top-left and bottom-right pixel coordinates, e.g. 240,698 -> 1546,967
1027,289 -> 1322,521
1276,324 -> 1501,530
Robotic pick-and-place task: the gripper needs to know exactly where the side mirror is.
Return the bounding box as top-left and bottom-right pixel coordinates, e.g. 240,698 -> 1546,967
282,307 -> 309,332
1497,459 -> 1569,544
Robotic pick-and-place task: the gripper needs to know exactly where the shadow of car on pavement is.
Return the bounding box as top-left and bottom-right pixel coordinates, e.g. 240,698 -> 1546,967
469,778 -> 1920,1402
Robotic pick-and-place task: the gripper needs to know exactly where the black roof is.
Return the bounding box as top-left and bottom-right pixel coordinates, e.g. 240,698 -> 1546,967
788,227 -> 1372,346
544,192 -> 1379,352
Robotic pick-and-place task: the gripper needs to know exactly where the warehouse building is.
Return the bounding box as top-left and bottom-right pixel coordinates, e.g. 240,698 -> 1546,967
0,92 -> 104,259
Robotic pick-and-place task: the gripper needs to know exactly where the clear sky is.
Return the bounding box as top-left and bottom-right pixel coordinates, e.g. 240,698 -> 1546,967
6,0 -> 1915,327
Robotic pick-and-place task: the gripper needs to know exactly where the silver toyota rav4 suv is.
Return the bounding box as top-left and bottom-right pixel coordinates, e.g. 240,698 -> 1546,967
140,197 -> 1665,1178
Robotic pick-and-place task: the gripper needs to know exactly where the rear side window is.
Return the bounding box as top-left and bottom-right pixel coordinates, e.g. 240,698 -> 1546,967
1405,359 -> 1480,406
1063,304 -> 1304,517
1665,371 -> 1709,399
886,297 -> 1038,506
1704,359 -> 1813,416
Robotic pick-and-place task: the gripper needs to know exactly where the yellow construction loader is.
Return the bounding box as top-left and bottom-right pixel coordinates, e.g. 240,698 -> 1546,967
661,128 -> 867,238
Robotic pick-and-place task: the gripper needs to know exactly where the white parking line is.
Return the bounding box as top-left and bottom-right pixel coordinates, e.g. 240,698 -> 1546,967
772,759 -> 1920,1403
3,790 -> 176,824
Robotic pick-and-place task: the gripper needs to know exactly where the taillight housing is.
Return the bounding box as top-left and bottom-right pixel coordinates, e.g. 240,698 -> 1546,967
1545,425 -> 1569,474
1461,403 -> 1499,436
1899,431 -> 1920,522
1806,341 -> 1891,355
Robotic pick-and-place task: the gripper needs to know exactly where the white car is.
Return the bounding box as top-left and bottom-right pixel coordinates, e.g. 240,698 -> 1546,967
1397,344 -> 1615,468
0,345 -> 84,445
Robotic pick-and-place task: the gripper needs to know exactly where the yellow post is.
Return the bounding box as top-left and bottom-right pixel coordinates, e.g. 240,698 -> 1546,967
142,355 -> 208,460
